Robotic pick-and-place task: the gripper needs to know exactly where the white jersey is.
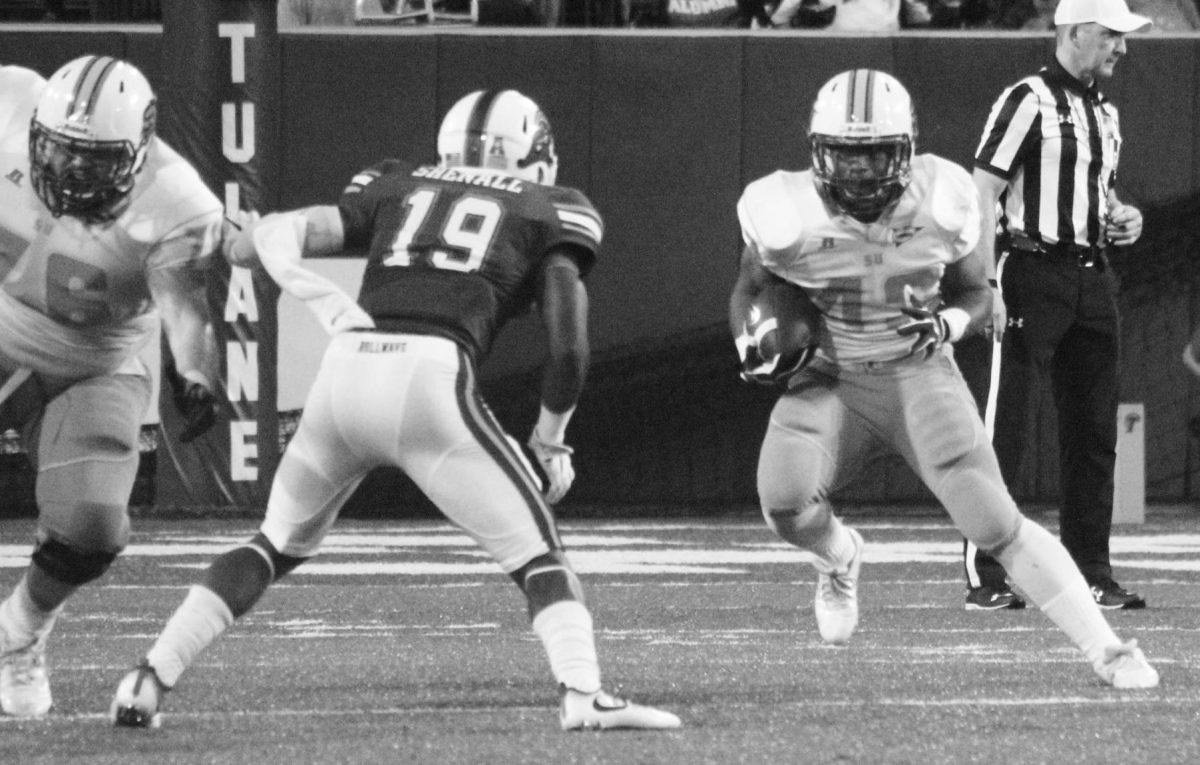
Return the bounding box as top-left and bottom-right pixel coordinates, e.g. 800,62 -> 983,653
0,66 -> 223,379
737,153 -> 980,364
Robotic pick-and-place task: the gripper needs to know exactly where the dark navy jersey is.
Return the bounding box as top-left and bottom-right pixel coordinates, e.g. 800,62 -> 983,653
338,159 -> 602,359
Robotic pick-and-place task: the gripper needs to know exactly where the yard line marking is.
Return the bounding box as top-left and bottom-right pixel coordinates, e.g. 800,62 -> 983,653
7,694 -> 1199,727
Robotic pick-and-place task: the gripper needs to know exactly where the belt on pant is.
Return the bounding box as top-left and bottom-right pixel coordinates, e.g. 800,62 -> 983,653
1008,231 -> 1106,267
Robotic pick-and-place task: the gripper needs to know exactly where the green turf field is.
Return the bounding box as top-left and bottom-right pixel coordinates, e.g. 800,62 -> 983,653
1,509 -> 1197,764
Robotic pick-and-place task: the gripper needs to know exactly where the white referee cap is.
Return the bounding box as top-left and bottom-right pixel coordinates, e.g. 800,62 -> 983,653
1054,0 -> 1152,31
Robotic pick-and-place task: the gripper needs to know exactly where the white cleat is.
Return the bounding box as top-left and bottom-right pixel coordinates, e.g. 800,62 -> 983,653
1096,640 -> 1159,690
0,634 -> 52,718
814,527 -> 864,646
559,686 -> 682,731
110,660 -> 167,728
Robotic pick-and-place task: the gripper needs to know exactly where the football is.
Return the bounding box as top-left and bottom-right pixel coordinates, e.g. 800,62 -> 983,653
742,280 -> 821,384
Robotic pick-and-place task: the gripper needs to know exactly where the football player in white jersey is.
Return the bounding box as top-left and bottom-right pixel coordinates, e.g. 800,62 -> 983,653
731,69 -> 1157,689
109,89 -> 680,731
0,56 -> 223,717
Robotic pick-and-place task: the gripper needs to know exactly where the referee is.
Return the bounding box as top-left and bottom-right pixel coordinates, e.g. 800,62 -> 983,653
962,0 -> 1151,611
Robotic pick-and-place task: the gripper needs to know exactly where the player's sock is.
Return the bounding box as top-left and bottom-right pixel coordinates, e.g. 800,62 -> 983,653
0,576 -> 61,644
810,516 -> 858,573
145,585 -> 235,688
531,600 -> 601,693
994,520 -> 1119,665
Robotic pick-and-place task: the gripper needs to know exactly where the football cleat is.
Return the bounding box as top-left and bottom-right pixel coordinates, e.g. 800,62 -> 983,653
965,585 -> 1027,611
1095,640 -> 1159,690
559,686 -> 681,731
0,633 -> 52,718
1090,579 -> 1146,610
110,659 -> 167,728
814,527 -> 864,645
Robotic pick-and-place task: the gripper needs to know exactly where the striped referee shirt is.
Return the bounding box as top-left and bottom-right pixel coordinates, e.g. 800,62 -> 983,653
974,60 -> 1122,249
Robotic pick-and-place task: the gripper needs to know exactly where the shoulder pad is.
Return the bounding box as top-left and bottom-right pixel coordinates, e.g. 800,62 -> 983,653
915,154 -> 980,256
126,139 -> 223,244
738,171 -> 809,252
0,66 -> 46,139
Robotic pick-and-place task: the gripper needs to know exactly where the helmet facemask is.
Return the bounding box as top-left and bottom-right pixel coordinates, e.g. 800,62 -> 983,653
29,122 -> 142,223
811,135 -> 912,223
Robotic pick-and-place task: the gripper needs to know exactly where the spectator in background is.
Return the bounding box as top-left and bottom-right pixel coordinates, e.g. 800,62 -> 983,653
280,0 -> 358,26
667,0 -> 743,25
763,0 -> 937,29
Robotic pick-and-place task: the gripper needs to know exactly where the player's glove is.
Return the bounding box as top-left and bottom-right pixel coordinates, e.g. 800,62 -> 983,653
735,318 -> 812,386
166,368 -> 219,444
527,431 -> 575,504
897,304 -> 952,357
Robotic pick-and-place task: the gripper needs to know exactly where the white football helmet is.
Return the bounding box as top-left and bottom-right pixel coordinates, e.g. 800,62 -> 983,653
809,69 -> 915,223
29,55 -> 157,222
437,89 -> 558,186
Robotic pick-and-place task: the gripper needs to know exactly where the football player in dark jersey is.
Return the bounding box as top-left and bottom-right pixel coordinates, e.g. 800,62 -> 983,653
109,89 -> 680,731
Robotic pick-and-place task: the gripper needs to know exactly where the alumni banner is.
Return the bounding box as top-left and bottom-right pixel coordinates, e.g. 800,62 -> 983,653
156,0 -> 280,510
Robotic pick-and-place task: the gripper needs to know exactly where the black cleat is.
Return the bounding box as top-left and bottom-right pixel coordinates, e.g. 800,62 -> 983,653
1090,579 -> 1146,610
965,585 -> 1027,611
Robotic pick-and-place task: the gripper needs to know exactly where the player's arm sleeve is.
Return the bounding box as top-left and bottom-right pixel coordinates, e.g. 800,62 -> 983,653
148,248 -> 218,390
252,208 -> 375,334
974,83 -> 1038,180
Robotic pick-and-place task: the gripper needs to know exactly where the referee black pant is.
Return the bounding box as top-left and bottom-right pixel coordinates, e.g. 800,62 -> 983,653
957,247 -> 1120,587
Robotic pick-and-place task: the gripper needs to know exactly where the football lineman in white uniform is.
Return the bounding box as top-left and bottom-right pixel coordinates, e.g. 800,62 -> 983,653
730,69 -> 1157,689
0,56 -> 222,717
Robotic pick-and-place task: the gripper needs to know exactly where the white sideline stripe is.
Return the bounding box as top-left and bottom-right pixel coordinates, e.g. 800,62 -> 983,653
9,694 -> 1198,727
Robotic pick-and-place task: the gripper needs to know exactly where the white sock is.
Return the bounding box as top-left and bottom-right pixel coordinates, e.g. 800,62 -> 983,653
994,521 -> 1119,666
145,585 -> 235,688
531,600 -> 600,694
0,577 -> 61,646
811,517 -> 856,574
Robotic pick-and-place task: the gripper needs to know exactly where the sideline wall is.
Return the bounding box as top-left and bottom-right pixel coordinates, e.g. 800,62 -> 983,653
5,28 -> 1198,374
4,28 -> 1200,505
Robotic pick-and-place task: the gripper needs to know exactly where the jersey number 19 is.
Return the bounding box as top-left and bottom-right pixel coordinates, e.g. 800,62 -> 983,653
384,187 -> 502,273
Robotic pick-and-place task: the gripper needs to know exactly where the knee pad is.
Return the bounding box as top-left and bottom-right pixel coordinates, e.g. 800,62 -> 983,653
510,551 -> 584,618
763,495 -> 832,548
982,515 -> 1024,558
31,537 -> 117,586
201,533 -> 308,618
